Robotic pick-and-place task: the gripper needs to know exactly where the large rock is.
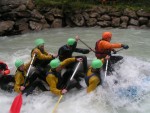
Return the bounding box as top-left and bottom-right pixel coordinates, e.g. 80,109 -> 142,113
16,11 -> 31,18
137,10 -> 150,17
140,25 -> 148,29
129,18 -> 139,26
121,16 -> 129,23
120,22 -> 128,28
49,8 -> 63,18
147,20 -> 150,27
0,21 -> 15,34
124,8 -> 137,18
45,13 -> 55,22
86,18 -> 97,26
109,11 -> 122,17
0,0 -> 26,5
14,4 -> 26,11
82,12 -> 89,20
41,18 -> 50,29
99,14 -> 111,21
138,17 -> 149,25
97,21 -> 111,27
29,21 -> 43,31
112,17 -> 120,27
127,25 -> 139,29
31,9 -> 44,20
51,19 -> 62,28
71,14 -> 85,27
1,12 -> 17,20
89,12 -> 99,18
15,18 -> 29,33
26,0 -> 35,10
0,5 -> 11,13
94,6 -> 107,14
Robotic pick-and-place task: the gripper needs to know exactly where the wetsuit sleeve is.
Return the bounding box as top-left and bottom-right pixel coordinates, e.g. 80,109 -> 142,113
46,74 -> 62,95
32,49 -> 53,60
87,76 -> 100,93
74,48 -> 90,54
14,72 -> 23,93
60,58 -> 76,67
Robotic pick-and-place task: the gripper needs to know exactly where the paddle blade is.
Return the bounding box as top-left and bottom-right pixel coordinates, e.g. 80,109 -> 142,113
9,93 -> 23,113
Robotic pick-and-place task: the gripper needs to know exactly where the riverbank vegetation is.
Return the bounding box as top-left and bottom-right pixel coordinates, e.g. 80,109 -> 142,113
35,0 -> 150,11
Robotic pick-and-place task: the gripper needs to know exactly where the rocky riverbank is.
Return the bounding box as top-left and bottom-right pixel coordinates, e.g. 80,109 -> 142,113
0,0 -> 150,36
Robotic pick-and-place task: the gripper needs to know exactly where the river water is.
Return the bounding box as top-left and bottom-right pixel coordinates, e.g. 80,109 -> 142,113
0,27 -> 150,113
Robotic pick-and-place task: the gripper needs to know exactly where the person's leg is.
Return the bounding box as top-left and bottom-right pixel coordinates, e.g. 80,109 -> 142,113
0,76 -> 14,92
23,80 -> 48,96
110,56 -> 123,64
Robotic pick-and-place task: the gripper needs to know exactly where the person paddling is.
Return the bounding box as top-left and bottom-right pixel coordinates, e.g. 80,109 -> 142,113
46,57 -> 83,96
31,38 -> 57,82
14,59 -> 48,96
0,61 -> 14,92
85,56 -> 109,93
58,35 -> 90,74
95,31 -> 129,74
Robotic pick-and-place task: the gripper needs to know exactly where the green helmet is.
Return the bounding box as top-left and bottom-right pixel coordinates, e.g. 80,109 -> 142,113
50,59 -> 60,69
15,59 -> 24,68
67,38 -> 75,46
91,59 -> 103,69
35,38 -> 45,47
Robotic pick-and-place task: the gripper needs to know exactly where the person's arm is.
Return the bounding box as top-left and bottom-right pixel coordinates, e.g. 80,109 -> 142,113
87,76 -> 100,93
32,48 -> 53,60
14,72 -> 24,93
102,41 -> 122,50
46,74 -> 62,95
60,58 -> 76,67
74,48 -> 90,54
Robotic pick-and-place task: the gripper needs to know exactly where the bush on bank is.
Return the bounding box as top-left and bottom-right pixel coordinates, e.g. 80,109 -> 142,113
35,0 -> 150,11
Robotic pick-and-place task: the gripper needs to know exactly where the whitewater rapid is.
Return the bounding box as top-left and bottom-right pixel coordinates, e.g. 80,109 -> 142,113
0,28 -> 150,113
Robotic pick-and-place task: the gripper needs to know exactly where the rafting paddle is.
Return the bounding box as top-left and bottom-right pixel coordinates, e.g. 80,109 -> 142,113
51,62 -> 81,113
79,39 -> 96,53
9,54 -> 36,113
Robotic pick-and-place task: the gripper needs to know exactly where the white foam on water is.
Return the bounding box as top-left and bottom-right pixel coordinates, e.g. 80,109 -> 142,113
0,28 -> 150,113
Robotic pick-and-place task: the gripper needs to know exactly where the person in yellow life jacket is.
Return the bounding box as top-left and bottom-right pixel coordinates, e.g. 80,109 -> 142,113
95,31 -> 129,73
31,38 -> 57,82
85,58 -> 105,93
46,58 -> 83,96
14,59 -> 48,96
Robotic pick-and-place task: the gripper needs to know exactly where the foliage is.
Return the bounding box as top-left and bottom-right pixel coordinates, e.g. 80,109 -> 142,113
34,0 -> 150,11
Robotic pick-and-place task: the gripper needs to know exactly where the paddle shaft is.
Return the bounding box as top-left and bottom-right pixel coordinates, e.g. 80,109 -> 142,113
51,62 -> 81,113
104,60 -> 109,79
23,54 -> 36,86
79,39 -> 95,53
79,39 -> 124,54
51,95 -> 63,113
66,62 -> 81,88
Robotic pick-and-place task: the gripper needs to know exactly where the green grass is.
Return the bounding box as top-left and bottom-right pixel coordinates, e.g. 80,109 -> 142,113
35,0 -> 150,12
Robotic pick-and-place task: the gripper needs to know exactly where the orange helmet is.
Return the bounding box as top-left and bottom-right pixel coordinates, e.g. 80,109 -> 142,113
102,32 -> 112,40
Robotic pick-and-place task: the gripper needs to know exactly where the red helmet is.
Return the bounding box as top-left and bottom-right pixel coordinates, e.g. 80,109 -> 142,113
102,32 -> 112,40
